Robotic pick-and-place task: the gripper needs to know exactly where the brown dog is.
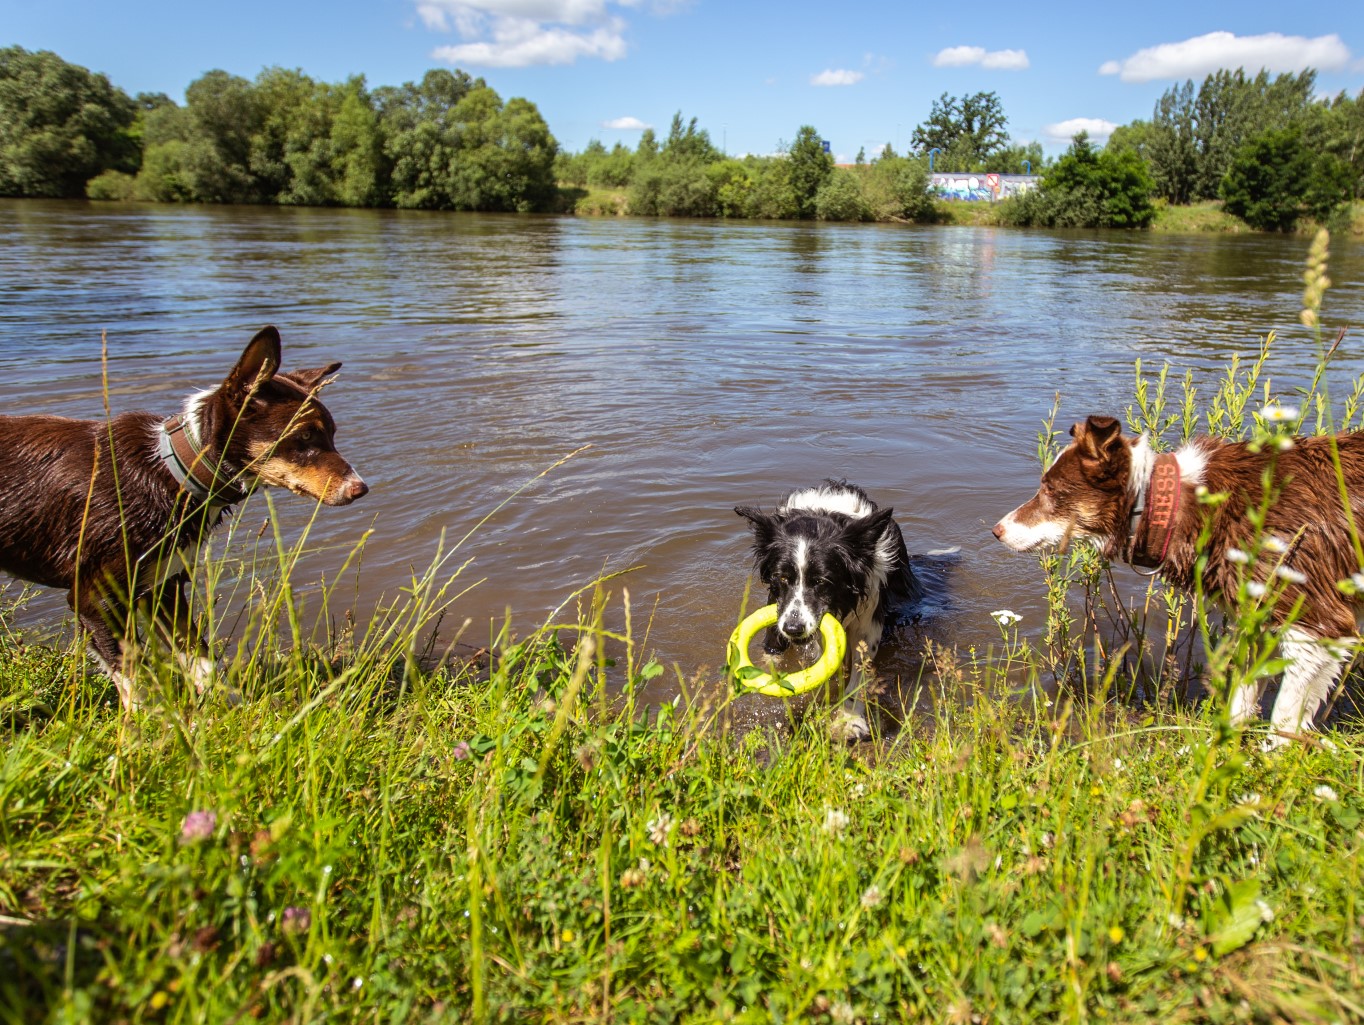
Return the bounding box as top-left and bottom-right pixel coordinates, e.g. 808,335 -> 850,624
994,414 -> 1364,744
0,326 -> 367,707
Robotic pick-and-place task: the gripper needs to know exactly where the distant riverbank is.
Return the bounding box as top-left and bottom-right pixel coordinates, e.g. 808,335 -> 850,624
564,188 -> 1364,235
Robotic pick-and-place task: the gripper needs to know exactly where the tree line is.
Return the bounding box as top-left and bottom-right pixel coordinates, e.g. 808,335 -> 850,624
3,44 -> 1361,230
1,47 -> 556,212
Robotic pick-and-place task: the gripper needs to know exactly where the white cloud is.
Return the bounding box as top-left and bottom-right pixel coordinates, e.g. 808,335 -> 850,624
418,0 -> 638,67
1099,31 -> 1351,83
602,116 -> 649,130
1043,117 -> 1118,143
811,69 -> 864,86
932,45 -> 1029,70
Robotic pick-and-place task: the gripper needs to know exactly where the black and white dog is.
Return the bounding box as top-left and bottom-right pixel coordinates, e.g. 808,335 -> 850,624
736,480 -> 919,741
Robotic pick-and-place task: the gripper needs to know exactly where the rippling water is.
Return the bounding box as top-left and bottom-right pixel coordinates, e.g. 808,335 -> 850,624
3,200 -> 1362,718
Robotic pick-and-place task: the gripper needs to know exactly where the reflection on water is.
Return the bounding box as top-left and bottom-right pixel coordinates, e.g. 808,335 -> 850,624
2,200 -> 1362,725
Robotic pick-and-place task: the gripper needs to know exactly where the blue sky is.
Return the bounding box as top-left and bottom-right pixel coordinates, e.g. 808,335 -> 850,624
7,0 -> 1364,162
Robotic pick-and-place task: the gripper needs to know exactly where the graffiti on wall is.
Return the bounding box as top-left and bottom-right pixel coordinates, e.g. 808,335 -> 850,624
930,173 -> 1040,202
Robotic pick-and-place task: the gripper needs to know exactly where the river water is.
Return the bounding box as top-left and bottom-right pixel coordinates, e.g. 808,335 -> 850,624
3,200 -> 1363,719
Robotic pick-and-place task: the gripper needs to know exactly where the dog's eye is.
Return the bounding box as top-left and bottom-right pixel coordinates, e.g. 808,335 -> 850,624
296,427 -> 316,444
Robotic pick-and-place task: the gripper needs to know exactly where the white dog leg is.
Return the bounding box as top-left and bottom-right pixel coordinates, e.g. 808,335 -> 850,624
831,622 -> 877,743
1228,679 -> 1264,726
1266,628 -> 1347,748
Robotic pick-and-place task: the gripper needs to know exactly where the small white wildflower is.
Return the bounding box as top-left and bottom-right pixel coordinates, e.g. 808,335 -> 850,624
1262,536 -> 1288,554
647,812 -> 674,847
1261,404 -> 1299,423
1275,435 -> 1295,452
1320,738 -> 1338,752
1246,581 -> 1267,599
830,1002 -> 856,1025
1175,745 -> 1191,757
638,857 -> 651,872
1235,792 -> 1262,809
1112,757 -> 1124,771
352,977 -> 363,991
852,782 -> 866,799
1039,831 -> 1053,849
1352,573 -> 1364,591
1275,566 -> 1307,585
1256,899 -> 1275,923
1225,547 -> 1251,565
1313,784 -> 1339,802
822,806 -> 850,837
860,885 -> 883,908
1167,913 -> 1186,929
991,609 -> 1022,627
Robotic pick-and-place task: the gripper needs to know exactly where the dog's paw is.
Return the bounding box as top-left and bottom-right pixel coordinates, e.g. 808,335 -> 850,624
830,710 -> 872,744
1259,730 -> 1293,753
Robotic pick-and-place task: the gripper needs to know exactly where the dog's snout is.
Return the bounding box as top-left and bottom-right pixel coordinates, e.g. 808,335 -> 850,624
329,476 -> 368,505
991,521 -> 1005,540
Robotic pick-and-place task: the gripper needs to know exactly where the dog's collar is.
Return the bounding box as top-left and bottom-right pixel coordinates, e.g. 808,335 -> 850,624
1126,452 -> 1182,571
158,414 -> 248,506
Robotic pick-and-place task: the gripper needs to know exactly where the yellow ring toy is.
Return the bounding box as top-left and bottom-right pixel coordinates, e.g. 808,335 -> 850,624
726,604 -> 847,697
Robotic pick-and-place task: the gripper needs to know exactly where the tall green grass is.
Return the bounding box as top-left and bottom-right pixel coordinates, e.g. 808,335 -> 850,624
2,232 -> 1363,1023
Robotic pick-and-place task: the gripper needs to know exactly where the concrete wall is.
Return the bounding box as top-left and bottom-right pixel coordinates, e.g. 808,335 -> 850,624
930,173 -> 1040,202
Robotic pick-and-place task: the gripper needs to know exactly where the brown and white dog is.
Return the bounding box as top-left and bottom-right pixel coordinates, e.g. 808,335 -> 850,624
0,326 -> 367,708
993,414 -> 1363,745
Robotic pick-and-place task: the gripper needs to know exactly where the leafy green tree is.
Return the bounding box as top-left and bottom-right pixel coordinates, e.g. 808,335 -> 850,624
1004,132 -> 1154,228
910,92 -> 1009,170
1219,126 -> 1348,230
0,46 -> 137,197
628,114 -> 717,216
815,169 -> 868,221
181,70 -> 266,203
590,143 -> 634,188
1146,70 -> 1316,204
746,158 -> 797,219
707,159 -> 754,217
788,125 -> 832,219
378,69 -> 481,208
858,155 -> 935,221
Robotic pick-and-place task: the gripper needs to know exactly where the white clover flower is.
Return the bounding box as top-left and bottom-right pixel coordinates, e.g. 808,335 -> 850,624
647,812 -> 674,847
1275,566 -> 1307,585
1261,404 -> 1300,422
1262,536 -> 1289,555
1256,899 -> 1275,923
830,1002 -> 856,1025
1225,547 -> 1250,565
860,885 -> 883,908
1246,581 -> 1267,599
1313,784 -> 1339,802
1167,913 -> 1186,929
822,806 -> 850,836
1112,758 -> 1124,771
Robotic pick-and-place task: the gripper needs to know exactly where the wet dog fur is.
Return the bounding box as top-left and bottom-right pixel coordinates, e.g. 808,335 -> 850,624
994,414 -> 1364,745
0,326 -> 367,708
736,480 -> 919,741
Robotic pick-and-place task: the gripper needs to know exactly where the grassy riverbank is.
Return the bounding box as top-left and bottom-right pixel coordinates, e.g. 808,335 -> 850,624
3,583 -> 1363,1024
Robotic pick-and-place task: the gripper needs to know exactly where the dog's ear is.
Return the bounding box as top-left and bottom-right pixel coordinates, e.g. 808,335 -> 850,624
841,506 -> 896,552
222,326 -> 282,403
1071,415 -> 1123,462
284,362 -> 342,393
735,505 -> 777,544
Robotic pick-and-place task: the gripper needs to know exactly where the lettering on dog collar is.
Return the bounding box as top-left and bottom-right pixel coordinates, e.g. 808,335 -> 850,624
1128,453 -> 1182,570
